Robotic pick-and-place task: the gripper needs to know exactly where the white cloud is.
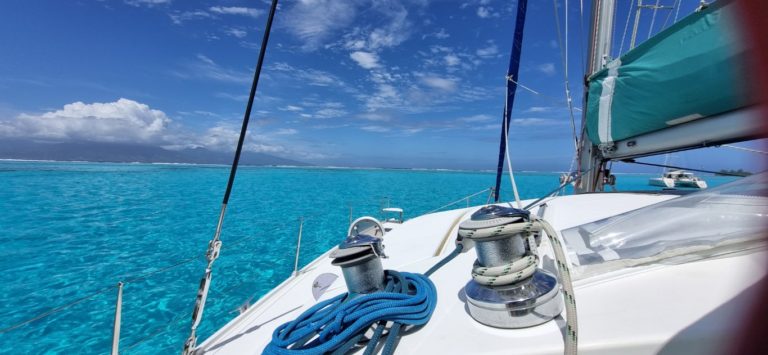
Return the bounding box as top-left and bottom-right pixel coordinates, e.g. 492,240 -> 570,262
420,76 -> 457,91
357,112 -> 391,121
125,0 -> 170,7
315,108 -> 348,119
476,42 -> 498,58
274,128 -> 298,135
225,28 -> 247,38
350,51 -> 380,69
444,54 -> 460,66
337,2 -> 412,52
361,125 -> 391,133
271,62 -> 346,87
458,114 -> 494,122
477,7 -> 492,18
434,28 -> 450,39
280,105 -> 304,112
537,63 -> 556,76
169,11 -> 211,25
1,98 -> 171,144
512,118 -> 561,126
177,54 -> 252,84
526,106 -> 551,113
209,6 -> 264,18
284,0 -> 358,50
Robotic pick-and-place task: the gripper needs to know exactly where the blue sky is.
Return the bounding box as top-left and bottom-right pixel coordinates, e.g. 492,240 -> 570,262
0,0 -> 762,171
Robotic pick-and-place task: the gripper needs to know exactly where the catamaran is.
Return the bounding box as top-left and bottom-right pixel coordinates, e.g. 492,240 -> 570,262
177,0 -> 766,354
649,170 -> 708,189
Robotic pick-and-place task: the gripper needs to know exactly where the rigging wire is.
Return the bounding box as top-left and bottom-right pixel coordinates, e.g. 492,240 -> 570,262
661,0 -> 682,30
552,0 -> 579,153
180,1 -> 280,352
507,77 -> 582,112
620,159 -> 747,177
618,0 -> 637,56
0,285 -> 116,334
647,0 -> 663,39
720,144 -> 768,155
674,0 -> 683,22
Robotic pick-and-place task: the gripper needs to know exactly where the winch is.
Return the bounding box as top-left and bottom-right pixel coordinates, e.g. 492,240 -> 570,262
329,218 -> 387,294
460,205 -> 563,328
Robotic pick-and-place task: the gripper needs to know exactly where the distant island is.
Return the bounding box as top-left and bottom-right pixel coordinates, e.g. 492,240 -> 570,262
716,169 -> 752,177
0,139 -> 308,166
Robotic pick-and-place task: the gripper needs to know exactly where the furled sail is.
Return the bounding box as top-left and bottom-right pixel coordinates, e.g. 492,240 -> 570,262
585,0 -> 753,151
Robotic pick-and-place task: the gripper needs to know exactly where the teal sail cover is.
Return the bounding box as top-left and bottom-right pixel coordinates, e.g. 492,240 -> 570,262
586,0 -> 749,146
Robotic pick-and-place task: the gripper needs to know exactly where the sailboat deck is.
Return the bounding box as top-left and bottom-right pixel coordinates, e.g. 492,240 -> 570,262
197,192 -> 766,354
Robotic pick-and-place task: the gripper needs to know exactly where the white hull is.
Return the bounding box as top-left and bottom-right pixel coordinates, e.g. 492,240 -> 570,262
649,177 -> 674,188
196,192 -> 765,354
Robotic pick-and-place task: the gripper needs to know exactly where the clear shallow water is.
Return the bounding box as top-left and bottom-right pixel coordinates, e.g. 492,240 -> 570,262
0,161 -> 738,354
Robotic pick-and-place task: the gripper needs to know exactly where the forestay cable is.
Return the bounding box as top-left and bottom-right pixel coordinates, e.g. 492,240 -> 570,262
182,0 -> 280,353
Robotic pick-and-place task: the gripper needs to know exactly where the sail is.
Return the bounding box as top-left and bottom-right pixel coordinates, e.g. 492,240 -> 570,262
585,0 -> 751,147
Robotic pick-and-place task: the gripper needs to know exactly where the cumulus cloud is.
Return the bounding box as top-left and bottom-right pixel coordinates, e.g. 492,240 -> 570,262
0,98 -> 171,144
350,51 -> 380,69
0,99 -> 303,155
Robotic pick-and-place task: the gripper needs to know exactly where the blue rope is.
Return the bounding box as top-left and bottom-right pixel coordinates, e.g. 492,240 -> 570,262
264,271 -> 437,355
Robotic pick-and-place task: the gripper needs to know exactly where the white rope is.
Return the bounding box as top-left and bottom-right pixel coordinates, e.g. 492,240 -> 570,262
472,255 -> 539,286
458,217 -> 578,355
503,91 -> 523,209
536,217 -> 578,355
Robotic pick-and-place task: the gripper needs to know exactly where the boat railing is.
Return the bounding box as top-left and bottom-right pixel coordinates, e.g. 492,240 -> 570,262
1,187 -> 501,353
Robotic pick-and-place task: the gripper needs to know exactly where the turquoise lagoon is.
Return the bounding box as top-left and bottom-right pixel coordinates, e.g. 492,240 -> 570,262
0,161 -> 738,354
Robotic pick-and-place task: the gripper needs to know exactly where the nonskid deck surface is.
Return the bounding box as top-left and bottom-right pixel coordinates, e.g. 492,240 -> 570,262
197,193 -> 766,354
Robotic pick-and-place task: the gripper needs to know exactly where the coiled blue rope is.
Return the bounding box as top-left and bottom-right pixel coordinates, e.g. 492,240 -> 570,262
264,271 -> 437,355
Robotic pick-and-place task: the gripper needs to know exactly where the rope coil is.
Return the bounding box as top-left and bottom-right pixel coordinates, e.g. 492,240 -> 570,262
264,271 -> 437,355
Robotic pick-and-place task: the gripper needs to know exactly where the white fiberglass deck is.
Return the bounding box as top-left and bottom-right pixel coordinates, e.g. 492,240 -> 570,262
197,192 -> 766,354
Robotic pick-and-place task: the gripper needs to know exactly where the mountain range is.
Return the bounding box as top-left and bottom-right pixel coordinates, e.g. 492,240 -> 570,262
0,139 -> 307,166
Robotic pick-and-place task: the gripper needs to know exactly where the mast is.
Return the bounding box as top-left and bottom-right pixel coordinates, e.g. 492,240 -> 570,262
574,0 -> 616,193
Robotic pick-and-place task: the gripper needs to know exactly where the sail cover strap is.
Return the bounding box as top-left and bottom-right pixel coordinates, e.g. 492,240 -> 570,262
493,0 -> 528,202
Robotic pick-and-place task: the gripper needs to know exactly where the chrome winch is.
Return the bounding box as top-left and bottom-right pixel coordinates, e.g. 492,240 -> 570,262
460,205 -> 563,328
330,218 -> 387,294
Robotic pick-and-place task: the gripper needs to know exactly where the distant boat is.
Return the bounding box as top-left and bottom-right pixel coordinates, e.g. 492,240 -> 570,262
649,170 -> 708,189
